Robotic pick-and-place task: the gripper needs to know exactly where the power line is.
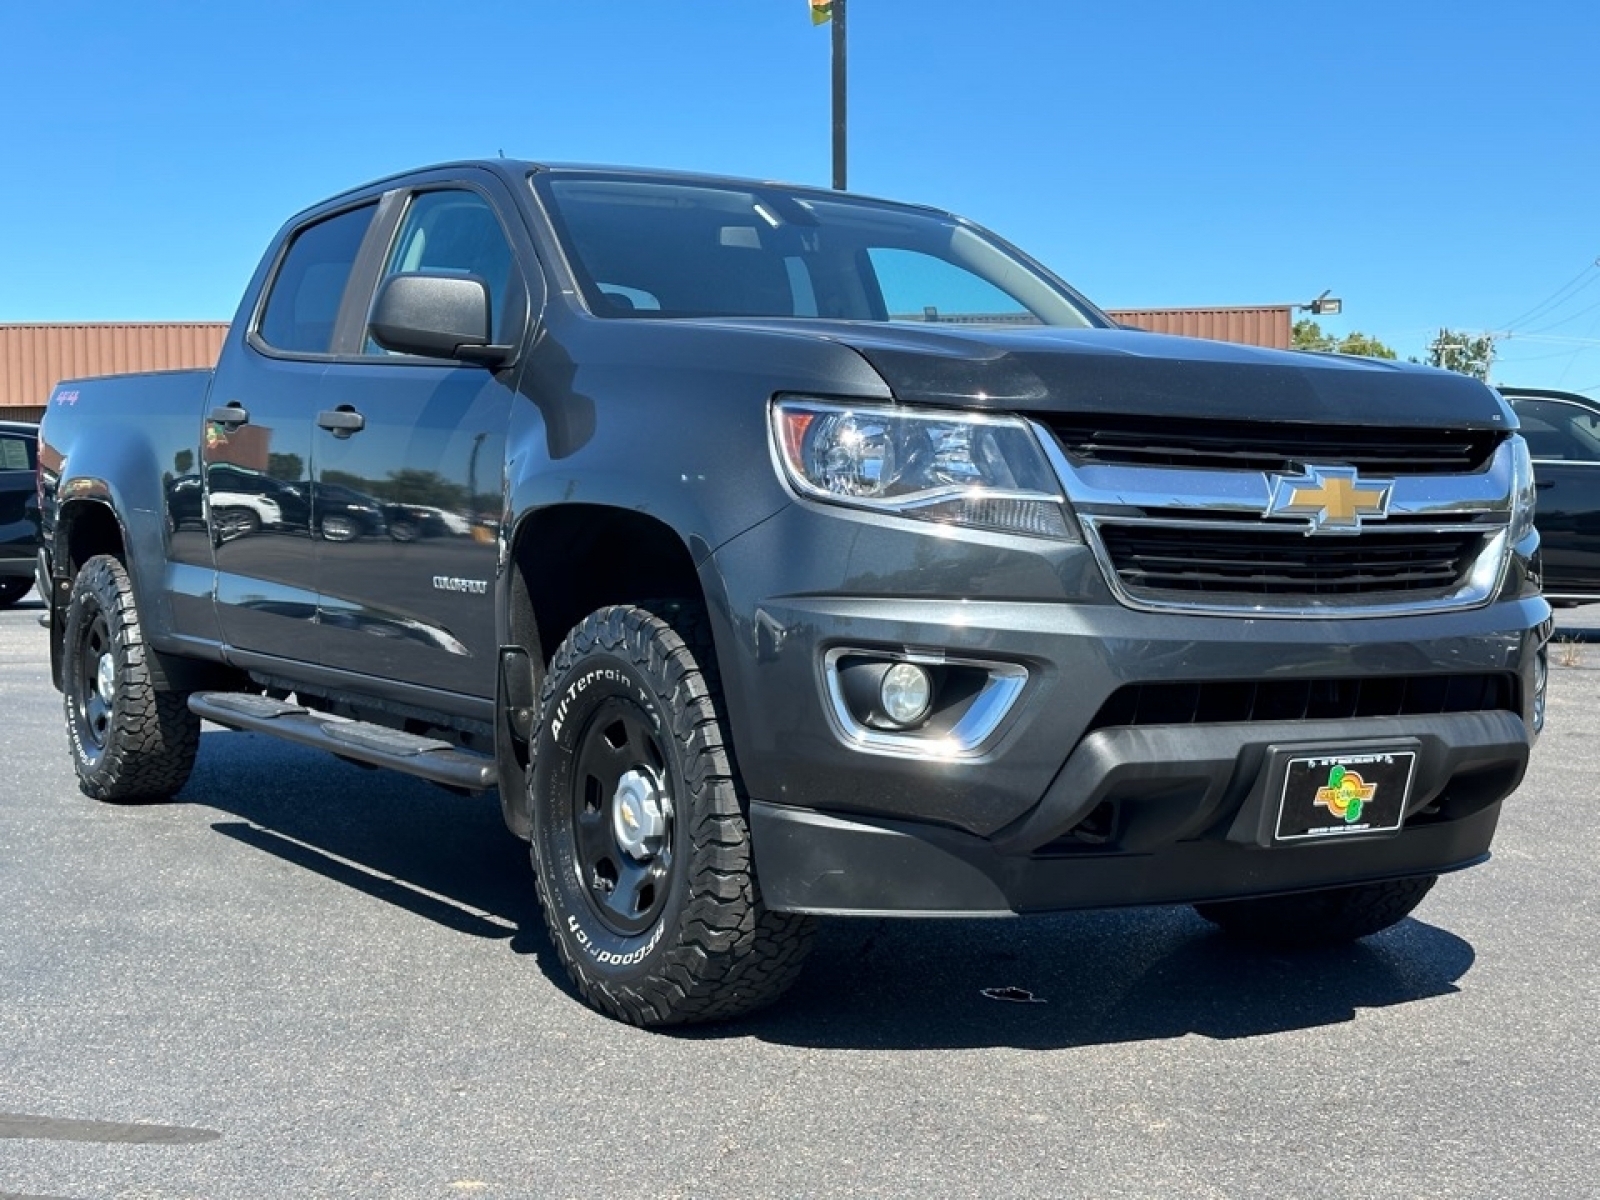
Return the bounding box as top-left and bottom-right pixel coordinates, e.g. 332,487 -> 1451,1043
1502,256 -> 1600,332
1521,289 -> 1600,337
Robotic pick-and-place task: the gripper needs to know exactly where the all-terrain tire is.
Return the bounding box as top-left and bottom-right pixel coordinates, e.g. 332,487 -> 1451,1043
61,555 -> 200,802
0,577 -> 31,608
1194,875 -> 1438,947
528,602 -> 814,1026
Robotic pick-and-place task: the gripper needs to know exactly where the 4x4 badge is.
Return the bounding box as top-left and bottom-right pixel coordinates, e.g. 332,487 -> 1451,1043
1266,465 -> 1393,534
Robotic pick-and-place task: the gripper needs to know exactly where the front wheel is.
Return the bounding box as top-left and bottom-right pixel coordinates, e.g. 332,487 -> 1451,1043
1193,875 -> 1438,947
61,555 -> 200,802
211,506 -> 261,543
0,577 -> 31,608
319,514 -> 360,542
528,603 -> 814,1026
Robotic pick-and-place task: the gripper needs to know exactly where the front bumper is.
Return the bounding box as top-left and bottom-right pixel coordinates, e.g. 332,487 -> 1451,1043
751,710 -> 1524,915
709,505 -> 1546,917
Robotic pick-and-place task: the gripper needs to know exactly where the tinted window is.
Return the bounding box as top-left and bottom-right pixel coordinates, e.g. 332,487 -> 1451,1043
536,175 -> 1096,327
372,190 -> 516,349
1515,398 -> 1600,463
258,204 -> 377,354
0,432 -> 32,471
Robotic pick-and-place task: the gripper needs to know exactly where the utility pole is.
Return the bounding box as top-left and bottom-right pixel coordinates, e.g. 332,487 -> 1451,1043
831,0 -> 848,190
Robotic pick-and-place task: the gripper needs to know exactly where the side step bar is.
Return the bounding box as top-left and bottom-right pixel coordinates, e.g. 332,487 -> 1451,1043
188,692 -> 496,792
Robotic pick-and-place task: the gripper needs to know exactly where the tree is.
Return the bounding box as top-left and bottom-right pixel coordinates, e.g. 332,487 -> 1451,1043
267,452 -> 304,482
1427,328 -> 1496,382
1292,319 -> 1398,360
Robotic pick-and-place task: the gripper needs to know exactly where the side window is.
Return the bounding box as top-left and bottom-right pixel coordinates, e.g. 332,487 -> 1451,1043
257,204 -> 377,354
374,190 -> 516,348
0,432 -> 33,471
867,247 -> 1035,325
1518,399 -> 1600,463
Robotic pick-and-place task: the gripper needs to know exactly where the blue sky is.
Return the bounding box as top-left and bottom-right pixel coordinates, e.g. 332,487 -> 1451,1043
3,1 -> 1598,394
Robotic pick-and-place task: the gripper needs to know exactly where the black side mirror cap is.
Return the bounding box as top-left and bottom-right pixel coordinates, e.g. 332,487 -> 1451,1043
368,273 -> 511,368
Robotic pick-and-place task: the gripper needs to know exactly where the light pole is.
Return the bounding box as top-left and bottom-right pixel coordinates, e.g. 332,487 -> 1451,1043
831,0 -> 847,190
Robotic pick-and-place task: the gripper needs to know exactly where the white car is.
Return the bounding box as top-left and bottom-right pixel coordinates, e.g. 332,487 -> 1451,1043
207,491 -> 282,541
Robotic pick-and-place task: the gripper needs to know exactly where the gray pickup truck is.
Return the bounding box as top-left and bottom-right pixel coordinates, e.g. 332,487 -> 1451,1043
36,160 -> 1549,1025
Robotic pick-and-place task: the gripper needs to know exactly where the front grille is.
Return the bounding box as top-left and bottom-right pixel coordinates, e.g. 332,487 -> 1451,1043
1040,415 -> 1500,475
1097,525 -> 1484,597
1086,673 -> 1518,734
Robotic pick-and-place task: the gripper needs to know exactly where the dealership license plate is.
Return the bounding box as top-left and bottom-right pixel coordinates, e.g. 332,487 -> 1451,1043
1274,748 -> 1417,842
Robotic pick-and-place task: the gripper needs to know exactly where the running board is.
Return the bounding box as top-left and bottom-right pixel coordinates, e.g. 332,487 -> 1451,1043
188,692 -> 496,792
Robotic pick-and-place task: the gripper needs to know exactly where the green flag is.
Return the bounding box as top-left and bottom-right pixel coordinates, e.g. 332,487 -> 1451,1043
810,0 -> 833,25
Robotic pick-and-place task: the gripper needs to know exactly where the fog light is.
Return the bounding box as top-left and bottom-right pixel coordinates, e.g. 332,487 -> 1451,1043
1532,646 -> 1548,735
880,662 -> 933,727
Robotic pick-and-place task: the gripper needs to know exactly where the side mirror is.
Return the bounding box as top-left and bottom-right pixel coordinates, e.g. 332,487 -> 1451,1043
368,273 -> 511,367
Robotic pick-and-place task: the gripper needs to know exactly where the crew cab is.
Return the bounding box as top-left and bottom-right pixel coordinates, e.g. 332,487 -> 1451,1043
36,161 -> 1550,1025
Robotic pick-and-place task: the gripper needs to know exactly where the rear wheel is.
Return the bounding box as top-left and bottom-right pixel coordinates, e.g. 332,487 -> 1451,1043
61,555 -> 200,802
0,577 -> 31,608
528,602 -> 814,1026
1194,875 -> 1438,947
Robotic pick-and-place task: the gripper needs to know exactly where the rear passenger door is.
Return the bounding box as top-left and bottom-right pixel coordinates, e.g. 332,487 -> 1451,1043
209,200 -> 378,660
310,174 -> 532,699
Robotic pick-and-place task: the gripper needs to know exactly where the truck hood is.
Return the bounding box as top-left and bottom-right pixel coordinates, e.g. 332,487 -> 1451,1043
688,319 -> 1513,431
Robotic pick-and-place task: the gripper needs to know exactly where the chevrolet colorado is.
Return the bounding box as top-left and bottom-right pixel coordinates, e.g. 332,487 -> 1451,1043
36,161 -> 1549,1024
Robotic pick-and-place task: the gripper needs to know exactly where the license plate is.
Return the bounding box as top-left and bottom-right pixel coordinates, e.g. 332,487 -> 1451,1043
1274,748 -> 1417,842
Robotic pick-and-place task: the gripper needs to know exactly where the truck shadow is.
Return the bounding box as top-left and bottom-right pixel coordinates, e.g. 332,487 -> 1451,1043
717,911 -> 1474,1051
181,729 -> 1476,1052
186,729 -> 544,944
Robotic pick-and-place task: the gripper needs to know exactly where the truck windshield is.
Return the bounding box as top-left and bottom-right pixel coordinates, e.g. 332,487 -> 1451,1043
532,173 -> 1100,328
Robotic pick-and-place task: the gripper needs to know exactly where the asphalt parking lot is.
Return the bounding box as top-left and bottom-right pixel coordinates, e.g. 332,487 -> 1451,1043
2,589 -> 1597,1200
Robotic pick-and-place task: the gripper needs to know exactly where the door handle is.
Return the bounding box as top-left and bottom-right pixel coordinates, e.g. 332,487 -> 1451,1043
1536,480 -> 1555,489
317,408 -> 366,438
209,404 -> 249,427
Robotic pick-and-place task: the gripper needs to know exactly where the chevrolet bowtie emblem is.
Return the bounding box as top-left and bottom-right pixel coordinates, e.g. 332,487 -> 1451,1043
1266,465 -> 1393,534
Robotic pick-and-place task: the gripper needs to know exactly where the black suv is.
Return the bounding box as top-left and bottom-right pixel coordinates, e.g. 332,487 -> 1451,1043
0,420 -> 38,608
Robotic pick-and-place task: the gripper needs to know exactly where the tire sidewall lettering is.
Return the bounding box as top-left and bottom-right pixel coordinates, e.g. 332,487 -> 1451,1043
550,661 -> 654,745
63,580 -> 112,773
534,648 -> 679,976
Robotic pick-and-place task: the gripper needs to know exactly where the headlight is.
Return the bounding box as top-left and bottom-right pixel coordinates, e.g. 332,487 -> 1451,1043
771,398 -> 1077,539
1509,434 -> 1536,545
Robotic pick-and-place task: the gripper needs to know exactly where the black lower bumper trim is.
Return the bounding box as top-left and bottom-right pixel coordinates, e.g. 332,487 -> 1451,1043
995,710 -> 1530,855
750,709 -> 1529,916
751,799 -> 1501,917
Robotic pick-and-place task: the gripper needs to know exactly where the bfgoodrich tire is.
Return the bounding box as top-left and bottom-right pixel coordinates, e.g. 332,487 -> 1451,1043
528,603 -> 814,1026
1193,875 -> 1438,947
61,555 -> 200,802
